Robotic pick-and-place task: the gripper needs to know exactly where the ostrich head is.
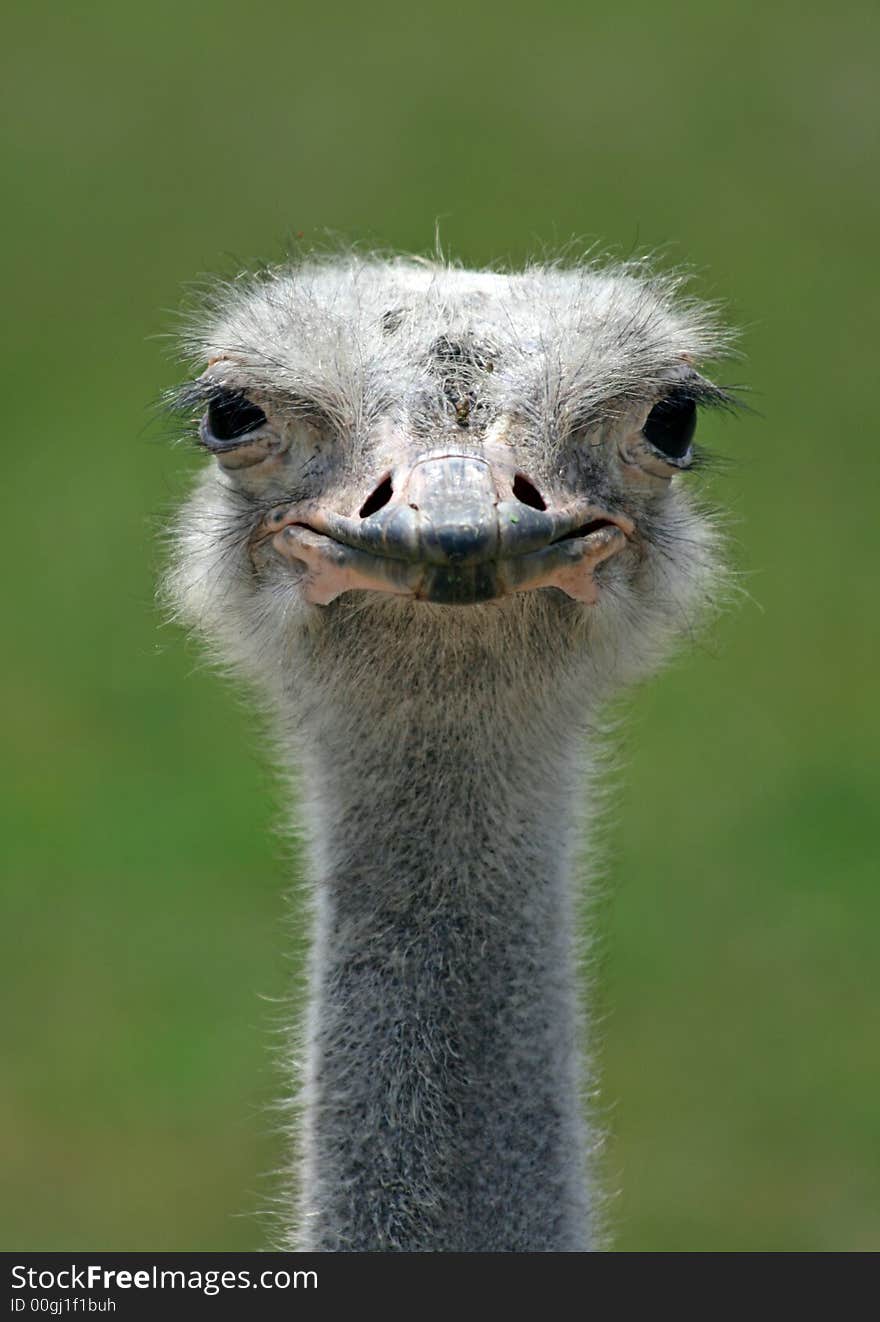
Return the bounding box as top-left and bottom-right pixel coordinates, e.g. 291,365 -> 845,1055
169,255 -> 733,710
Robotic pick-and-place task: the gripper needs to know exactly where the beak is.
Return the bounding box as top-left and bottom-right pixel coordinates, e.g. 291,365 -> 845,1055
267,451 -> 633,606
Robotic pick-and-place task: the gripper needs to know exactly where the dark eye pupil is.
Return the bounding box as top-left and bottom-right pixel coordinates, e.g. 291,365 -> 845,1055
642,393 -> 697,459
206,389 -> 267,444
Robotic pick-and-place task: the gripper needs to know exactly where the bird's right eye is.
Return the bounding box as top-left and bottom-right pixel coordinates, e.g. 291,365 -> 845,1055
202,389 -> 267,449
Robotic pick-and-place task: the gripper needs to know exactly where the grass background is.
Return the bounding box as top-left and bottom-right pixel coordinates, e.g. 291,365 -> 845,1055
3,0 -> 878,1250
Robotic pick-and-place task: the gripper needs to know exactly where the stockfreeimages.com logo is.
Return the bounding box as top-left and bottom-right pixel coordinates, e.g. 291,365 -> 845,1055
11,1264 -> 317,1297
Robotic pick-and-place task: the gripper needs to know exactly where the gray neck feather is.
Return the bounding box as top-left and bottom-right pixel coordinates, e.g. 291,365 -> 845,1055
279,601 -> 602,1251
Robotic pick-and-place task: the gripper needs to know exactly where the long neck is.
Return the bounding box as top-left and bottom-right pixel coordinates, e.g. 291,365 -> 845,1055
283,619 -> 599,1251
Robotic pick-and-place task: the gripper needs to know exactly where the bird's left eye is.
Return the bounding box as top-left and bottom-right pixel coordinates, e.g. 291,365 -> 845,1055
202,389 -> 267,450
642,392 -> 697,461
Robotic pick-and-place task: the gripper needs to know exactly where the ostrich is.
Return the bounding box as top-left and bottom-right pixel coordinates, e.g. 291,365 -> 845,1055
166,253 -> 737,1252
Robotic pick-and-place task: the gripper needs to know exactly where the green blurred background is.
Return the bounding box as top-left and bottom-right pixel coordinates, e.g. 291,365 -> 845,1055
3,0 -> 877,1251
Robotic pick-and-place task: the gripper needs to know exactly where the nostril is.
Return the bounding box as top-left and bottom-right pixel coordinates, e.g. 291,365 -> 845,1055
512,473 -> 547,511
359,474 -> 394,519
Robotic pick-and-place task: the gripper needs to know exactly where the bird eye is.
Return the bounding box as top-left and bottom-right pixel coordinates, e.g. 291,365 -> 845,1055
202,389 -> 267,449
642,392 -> 697,461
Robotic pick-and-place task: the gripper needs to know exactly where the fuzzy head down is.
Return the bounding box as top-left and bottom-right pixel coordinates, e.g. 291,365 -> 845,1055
166,253 -> 736,712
